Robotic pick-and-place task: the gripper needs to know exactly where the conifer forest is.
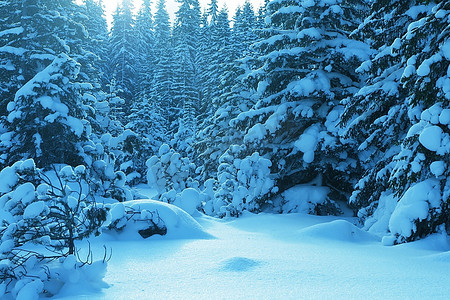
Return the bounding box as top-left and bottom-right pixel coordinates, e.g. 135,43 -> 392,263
0,0 -> 450,298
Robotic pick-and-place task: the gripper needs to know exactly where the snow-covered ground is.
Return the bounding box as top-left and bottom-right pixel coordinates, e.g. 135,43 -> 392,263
53,209 -> 450,299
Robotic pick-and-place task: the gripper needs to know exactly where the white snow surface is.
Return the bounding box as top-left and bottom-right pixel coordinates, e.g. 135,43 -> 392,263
52,207 -> 450,299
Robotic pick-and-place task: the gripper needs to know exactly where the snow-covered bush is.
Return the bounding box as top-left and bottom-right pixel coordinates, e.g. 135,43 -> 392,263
1,54 -> 91,168
90,157 -> 133,202
83,131 -> 136,202
146,144 -> 198,204
0,160 -> 108,298
0,161 -> 107,252
119,132 -> 153,186
209,146 -> 277,217
200,178 -> 217,215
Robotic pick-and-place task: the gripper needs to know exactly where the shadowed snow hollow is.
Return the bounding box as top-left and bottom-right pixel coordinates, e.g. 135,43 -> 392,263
219,257 -> 262,272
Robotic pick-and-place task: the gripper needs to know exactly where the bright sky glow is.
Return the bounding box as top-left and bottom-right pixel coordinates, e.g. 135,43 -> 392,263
101,0 -> 265,25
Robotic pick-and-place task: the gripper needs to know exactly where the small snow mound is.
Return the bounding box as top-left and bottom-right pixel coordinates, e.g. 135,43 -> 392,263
298,220 -> 379,243
427,250 -> 450,263
219,257 -> 260,272
397,231 -> 450,252
106,200 -> 212,240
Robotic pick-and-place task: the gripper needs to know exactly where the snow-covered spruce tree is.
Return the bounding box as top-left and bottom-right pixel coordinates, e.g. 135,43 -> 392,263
256,0 -> 271,28
108,0 -> 138,111
66,2 -> 100,83
126,0 -> 168,180
81,0 -> 110,88
0,160 -> 107,298
4,54 -> 91,167
194,6 -> 235,178
151,0 -> 175,137
134,0 -> 155,95
76,0 -> 122,141
341,2 -> 434,233
234,1 -> 260,56
127,93 -> 166,162
343,2 -> 450,243
170,0 -> 202,158
208,0 -> 219,20
76,0 -> 122,150
381,3 -> 450,243
195,3 -> 264,201
194,4 -> 259,182
0,0 -> 107,169
229,0 -> 370,213
195,11 -> 210,122
0,0 -> 130,203
196,0 -> 227,118
123,123 -> 161,186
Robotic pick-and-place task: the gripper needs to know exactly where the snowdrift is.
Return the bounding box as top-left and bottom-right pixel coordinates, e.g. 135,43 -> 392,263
297,219 -> 380,243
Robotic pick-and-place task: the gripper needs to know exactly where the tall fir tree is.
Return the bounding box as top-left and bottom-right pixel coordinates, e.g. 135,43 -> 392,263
128,0 -> 165,148
171,0 -> 202,157
82,0 -> 109,88
197,3 -> 232,126
207,0 -> 218,22
151,0 -> 174,136
341,1 -> 433,225
194,5 -> 245,181
134,0 -> 155,90
228,0 -> 370,211
122,0 -> 165,183
342,1 -> 450,243
108,0 -> 138,112
233,1 -> 259,57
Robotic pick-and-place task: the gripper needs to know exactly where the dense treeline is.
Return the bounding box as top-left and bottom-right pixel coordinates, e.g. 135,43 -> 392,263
0,0 -> 449,249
